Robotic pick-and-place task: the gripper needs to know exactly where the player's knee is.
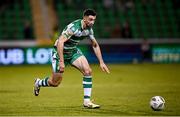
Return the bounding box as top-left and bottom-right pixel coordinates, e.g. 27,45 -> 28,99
49,73 -> 62,87
51,82 -> 60,87
49,80 -> 61,87
84,68 -> 92,76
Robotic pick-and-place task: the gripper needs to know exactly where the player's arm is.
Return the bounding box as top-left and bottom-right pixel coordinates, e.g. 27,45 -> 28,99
57,27 -> 74,73
57,35 -> 68,73
90,38 -> 110,74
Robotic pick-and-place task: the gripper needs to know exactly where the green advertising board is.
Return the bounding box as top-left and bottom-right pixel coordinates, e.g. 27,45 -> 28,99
152,44 -> 180,63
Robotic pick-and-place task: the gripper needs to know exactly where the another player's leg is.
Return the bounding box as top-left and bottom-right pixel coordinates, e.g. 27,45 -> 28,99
72,56 -> 100,109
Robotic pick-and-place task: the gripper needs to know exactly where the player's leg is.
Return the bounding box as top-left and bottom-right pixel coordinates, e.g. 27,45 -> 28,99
34,47 -> 63,96
48,72 -> 63,87
71,55 -> 100,108
34,72 -> 62,96
48,55 -> 63,87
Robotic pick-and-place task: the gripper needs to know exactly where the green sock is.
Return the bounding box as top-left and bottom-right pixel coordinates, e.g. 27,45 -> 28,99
38,77 -> 49,87
83,76 -> 92,102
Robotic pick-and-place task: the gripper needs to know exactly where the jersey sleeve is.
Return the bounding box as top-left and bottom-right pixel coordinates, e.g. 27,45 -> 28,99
89,28 -> 95,40
61,23 -> 77,39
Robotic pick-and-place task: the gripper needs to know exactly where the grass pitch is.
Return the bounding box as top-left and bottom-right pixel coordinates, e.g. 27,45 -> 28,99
0,63 -> 180,116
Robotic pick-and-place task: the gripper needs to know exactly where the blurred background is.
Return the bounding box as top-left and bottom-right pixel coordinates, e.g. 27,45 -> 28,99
0,1 -> 180,115
0,0 -> 180,65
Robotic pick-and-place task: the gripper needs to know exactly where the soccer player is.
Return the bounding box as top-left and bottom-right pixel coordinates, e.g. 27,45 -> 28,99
34,9 -> 110,109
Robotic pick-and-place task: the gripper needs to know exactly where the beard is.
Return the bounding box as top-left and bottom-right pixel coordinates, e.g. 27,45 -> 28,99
87,23 -> 93,28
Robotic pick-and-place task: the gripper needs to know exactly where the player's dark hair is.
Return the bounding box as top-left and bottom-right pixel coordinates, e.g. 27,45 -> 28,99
83,9 -> 96,17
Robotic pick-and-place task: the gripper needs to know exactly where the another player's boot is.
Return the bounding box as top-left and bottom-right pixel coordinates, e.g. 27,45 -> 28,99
83,100 -> 100,109
34,78 -> 40,96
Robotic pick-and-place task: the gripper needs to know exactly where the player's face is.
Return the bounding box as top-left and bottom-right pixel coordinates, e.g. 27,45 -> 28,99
84,15 -> 96,28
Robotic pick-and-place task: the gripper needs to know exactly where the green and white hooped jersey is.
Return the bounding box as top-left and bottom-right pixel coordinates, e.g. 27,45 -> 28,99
52,19 -> 95,71
55,19 -> 95,52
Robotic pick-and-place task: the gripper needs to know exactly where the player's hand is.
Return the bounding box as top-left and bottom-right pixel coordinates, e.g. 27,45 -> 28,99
59,61 -> 65,73
100,63 -> 110,74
